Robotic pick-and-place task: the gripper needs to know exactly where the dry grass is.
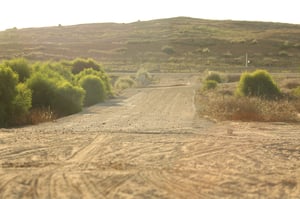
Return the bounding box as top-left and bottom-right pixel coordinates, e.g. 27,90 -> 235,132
281,79 -> 300,89
196,85 -> 300,122
114,76 -> 136,90
29,107 -> 57,124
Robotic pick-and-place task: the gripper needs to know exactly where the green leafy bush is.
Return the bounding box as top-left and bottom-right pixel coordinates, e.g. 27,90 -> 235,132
79,75 -> 106,106
26,72 -> 57,108
203,80 -> 218,90
75,68 -> 112,97
53,82 -> 85,116
0,58 -> 113,126
10,83 -> 32,125
42,62 -> 73,82
4,58 -> 31,82
0,65 -> 18,126
236,70 -> 281,99
32,62 -> 66,83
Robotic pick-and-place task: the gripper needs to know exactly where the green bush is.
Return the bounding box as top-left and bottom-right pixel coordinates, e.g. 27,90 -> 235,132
10,83 -> 32,125
79,75 -> 106,106
236,70 -> 281,99
26,72 -> 57,108
4,58 -> 31,82
53,82 -> 85,116
32,62 -> 67,83
0,58 -> 114,126
70,58 -> 103,74
42,62 -> 73,82
75,68 -> 112,97
205,72 -> 222,83
0,65 -> 18,126
203,80 -> 218,90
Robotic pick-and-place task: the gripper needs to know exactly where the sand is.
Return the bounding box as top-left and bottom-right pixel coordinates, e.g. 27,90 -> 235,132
0,73 -> 299,198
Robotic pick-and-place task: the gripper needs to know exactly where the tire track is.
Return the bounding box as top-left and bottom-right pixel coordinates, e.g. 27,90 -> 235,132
0,74 -> 299,198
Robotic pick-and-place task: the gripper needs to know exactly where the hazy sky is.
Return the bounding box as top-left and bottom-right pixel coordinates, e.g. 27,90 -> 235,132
1,0 -> 299,30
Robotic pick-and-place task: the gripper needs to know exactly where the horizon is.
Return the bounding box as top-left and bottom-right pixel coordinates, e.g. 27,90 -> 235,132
1,0 -> 300,31
2,16 -> 300,31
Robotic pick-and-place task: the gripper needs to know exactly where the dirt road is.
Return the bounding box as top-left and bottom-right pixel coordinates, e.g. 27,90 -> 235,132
0,74 -> 299,198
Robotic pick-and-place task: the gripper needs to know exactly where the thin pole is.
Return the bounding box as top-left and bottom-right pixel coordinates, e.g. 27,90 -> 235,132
245,53 -> 248,68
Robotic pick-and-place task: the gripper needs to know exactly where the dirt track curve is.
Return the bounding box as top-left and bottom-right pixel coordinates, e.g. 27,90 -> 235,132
0,74 -> 299,198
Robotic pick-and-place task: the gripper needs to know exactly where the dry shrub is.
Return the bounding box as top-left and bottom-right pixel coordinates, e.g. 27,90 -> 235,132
292,100 -> 300,112
196,91 -> 299,122
225,73 -> 241,83
205,72 -> 222,83
114,76 -> 136,90
202,80 -> 218,91
282,79 -> 300,89
29,107 -> 56,124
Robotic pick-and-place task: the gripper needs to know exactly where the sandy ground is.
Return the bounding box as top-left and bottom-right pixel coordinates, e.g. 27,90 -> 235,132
0,73 -> 299,199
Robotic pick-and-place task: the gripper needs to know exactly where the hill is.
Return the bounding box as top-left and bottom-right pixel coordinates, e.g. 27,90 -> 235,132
1,17 -> 300,72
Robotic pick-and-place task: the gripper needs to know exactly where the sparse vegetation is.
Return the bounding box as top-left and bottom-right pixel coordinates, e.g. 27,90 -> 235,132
161,45 -> 175,55
114,76 -> 136,90
136,68 -> 152,87
205,71 -> 222,83
197,91 -> 298,122
293,87 -> 300,97
202,80 -> 218,90
196,70 -> 300,122
0,17 -> 299,71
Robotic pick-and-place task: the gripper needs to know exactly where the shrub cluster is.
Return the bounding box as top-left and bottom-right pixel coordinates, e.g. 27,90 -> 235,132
202,72 -> 222,91
0,65 -> 31,126
0,58 -> 112,127
236,70 -> 281,99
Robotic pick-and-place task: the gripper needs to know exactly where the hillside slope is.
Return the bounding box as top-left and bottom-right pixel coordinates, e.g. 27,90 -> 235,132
0,17 -> 300,71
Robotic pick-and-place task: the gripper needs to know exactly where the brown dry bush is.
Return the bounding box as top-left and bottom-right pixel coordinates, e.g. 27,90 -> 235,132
29,107 -> 57,124
281,79 -> 300,89
196,91 -> 299,122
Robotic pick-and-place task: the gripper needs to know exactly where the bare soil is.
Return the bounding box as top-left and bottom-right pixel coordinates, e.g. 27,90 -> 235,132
0,73 -> 299,198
